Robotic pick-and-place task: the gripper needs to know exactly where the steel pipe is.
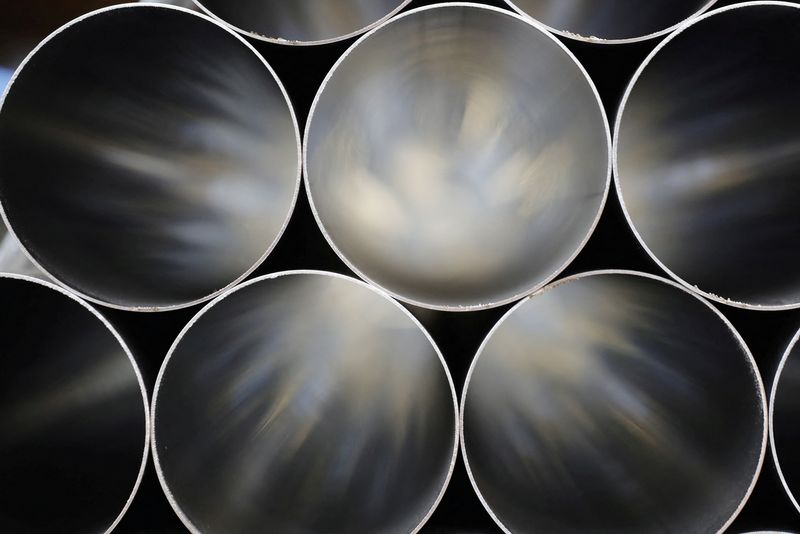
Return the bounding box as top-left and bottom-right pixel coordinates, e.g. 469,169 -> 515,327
190,0 -> 412,45
0,274 -> 149,533
305,3 -> 610,311
461,270 -> 767,534
503,0 -> 717,43
770,329 -> 800,515
0,3 -> 301,312
615,2 -> 800,310
152,271 -> 458,534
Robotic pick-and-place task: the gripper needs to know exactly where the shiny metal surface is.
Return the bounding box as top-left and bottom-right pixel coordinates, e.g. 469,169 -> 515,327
504,0 -> 716,43
0,229 -> 40,278
153,271 -> 458,534
462,271 -> 766,534
191,0 -> 412,45
305,3 -> 610,311
615,2 -> 800,310
770,329 -> 800,515
0,3 -> 301,312
0,274 -> 149,533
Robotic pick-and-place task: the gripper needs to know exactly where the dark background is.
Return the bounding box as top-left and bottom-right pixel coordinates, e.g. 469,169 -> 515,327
3,1 -> 800,532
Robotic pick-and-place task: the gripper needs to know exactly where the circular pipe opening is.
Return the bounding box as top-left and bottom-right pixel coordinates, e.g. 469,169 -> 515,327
152,271 -> 459,534
461,270 -> 766,534
615,2 -> 800,310
305,3 -> 610,311
0,274 -> 149,533
190,0 -> 413,45
770,329 -> 800,515
503,0 -> 717,43
0,4 -> 302,311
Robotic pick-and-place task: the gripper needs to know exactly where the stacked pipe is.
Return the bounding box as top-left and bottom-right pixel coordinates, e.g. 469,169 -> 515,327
0,1 -> 798,533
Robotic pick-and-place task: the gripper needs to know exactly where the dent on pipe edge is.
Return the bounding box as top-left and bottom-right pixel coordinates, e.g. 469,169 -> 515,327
461,270 -> 767,534
189,0 -> 413,45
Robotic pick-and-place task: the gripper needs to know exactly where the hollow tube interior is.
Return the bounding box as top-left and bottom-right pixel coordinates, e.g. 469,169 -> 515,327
0,276 -> 147,533
462,272 -> 765,534
193,0 -> 410,43
306,5 -> 609,310
616,4 -> 800,308
505,0 -> 714,42
0,5 -> 300,310
772,333 -> 800,513
154,272 -> 457,534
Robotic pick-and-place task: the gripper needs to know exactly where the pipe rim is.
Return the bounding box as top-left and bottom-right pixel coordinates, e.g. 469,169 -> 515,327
0,272 -> 151,534
151,269 -> 460,534
502,0 -> 718,45
189,0 -> 415,46
613,1 -> 800,312
0,2 -> 303,313
304,1 -> 612,313
769,327 -> 800,515
459,269 -> 768,534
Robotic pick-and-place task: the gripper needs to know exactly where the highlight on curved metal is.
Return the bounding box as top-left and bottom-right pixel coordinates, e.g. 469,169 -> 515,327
614,2 -> 800,310
461,270 -> 767,534
152,271 -> 459,534
503,0 -> 717,44
191,0 -> 413,45
0,3 -> 302,312
305,3 -> 611,312
770,329 -> 800,515
0,223 -> 39,277
0,274 -> 149,534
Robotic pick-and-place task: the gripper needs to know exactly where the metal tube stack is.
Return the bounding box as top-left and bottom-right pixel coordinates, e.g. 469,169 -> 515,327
1,1 -> 799,533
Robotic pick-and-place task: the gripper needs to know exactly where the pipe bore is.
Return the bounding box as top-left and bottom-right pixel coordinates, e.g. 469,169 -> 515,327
0,3 -> 301,311
615,2 -> 800,310
462,270 -> 766,534
770,329 -> 800,515
305,3 -> 610,311
190,0 -> 412,45
0,274 -> 149,533
503,0 -> 716,43
153,271 -> 458,534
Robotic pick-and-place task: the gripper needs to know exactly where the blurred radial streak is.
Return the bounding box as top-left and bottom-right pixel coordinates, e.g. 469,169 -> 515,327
462,271 -> 767,534
0,274 -> 149,533
153,271 -> 458,534
615,2 -> 800,309
0,4 -> 301,311
305,4 -> 610,311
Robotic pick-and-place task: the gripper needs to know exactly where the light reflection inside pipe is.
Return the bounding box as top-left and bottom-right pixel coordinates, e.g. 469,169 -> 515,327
0,5 -> 300,310
154,272 -> 457,534
616,4 -> 800,307
463,273 -> 765,533
306,5 -> 609,310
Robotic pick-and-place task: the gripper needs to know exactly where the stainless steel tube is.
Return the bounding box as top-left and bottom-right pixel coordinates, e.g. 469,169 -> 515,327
0,274 -> 149,533
0,3 -> 301,312
461,270 -> 767,534
503,0 -> 717,43
152,271 -> 458,534
305,3 -> 611,311
615,2 -> 800,310
770,329 -> 800,515
190,0 -> 412,45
